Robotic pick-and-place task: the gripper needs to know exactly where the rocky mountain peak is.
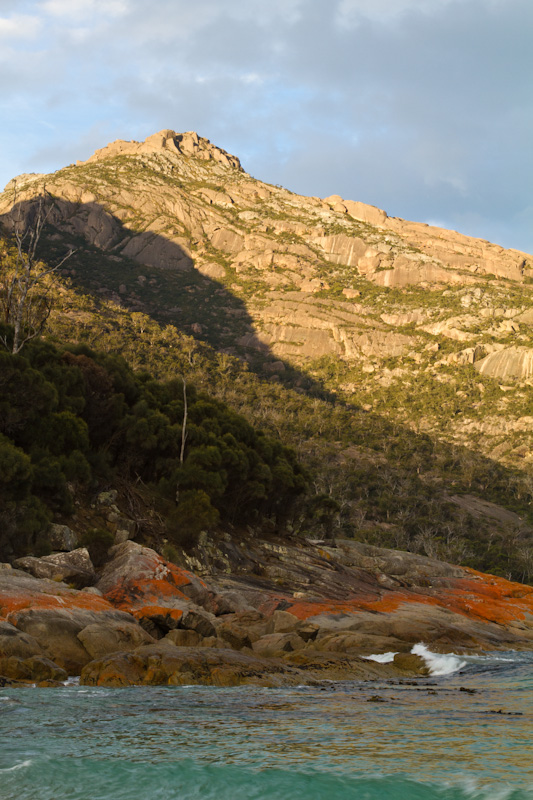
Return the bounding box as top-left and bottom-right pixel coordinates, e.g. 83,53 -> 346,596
83,128 -> 243,171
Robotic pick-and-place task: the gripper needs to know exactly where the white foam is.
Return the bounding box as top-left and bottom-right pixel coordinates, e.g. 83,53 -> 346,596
362,651 -> 398,664
0,760 -> 33,773
411,643 -> 467,676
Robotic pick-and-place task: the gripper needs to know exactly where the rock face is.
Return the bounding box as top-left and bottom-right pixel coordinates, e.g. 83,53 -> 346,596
2,539 -> 533,686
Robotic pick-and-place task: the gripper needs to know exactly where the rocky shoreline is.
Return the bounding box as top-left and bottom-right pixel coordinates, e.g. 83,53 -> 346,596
2,528 -> 533,688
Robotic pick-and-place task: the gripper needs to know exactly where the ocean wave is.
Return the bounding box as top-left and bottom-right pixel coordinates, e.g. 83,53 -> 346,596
0,760 -> 33,773
411,643 -> 468,675
0,759 -> 530,800
362,651 -> 398,663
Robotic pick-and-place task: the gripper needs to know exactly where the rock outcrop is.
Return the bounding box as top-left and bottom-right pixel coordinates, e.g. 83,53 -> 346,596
2,539 -> 532,687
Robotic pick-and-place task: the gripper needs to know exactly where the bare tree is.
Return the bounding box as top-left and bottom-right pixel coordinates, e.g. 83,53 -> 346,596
180,376 -> 188,464
0,186 -> 74,353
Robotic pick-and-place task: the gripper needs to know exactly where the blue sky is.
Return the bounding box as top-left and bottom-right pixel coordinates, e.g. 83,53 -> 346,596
1,0 -> 532,253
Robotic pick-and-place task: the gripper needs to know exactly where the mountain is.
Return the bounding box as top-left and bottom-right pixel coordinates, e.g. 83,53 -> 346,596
1,129 -> 533,583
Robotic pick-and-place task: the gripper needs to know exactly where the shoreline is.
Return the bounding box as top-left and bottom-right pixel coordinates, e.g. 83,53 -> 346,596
2,537 -> 533,688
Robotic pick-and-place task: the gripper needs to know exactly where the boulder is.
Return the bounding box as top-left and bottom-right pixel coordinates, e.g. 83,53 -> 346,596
266,610 -> 299,634
297,623 -> 319,643
392,652 -> 429,675
47,524 -> 79,552
0,620 -> 44,659
180,610 -> 217,639
0,655 -> 67,683
252,633 -> 305,657
77,621 -> 155,660
13,548 -> 96,588
96,541 -> 209,615
8,606 -> 147,674
216,622 -> 253,651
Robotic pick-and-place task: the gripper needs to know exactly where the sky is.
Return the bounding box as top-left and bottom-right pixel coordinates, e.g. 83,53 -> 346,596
0,0 -> 532,254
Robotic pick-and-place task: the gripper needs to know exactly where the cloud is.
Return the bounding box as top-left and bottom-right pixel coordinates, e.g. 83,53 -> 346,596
0,13 -> 41,39
40,0 -> 127,20
0,0 -> 532,253
335,0 -> 506,27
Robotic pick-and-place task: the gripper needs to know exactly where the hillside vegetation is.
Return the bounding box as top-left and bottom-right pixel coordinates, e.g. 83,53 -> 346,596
0,331 -> 305,562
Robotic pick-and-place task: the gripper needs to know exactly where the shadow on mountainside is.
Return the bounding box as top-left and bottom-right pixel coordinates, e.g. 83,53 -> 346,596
1,196 -> 333,398
2,197 -> 533,583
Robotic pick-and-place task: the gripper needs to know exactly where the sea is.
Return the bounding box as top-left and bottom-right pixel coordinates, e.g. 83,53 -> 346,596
1,645 -> 531,800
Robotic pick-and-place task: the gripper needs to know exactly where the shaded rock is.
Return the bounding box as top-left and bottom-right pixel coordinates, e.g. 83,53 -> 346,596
0,655 -> 67,683
77,621 -> 155,659
180,610 -> 217,639
297,623 -> 319,643
134,607 -> 189,639
393,652 -> 429,675
48,524 -> 79,552
216,622 -> 252,651
252,633 -> 304,657
80,643 -> 301,688
96,490 -> 118,506
13,548 -> 96,588
210,590 -> 256,615
0,620 -> 43,659
163,629 -> 202,647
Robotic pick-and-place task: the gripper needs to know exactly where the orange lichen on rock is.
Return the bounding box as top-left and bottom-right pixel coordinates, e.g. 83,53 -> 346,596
0,584 -> 114,618
104,578 -> 191,612
95,542 -> 208,616
131,606 -> 184,623
435,569 -> 533,625
261,566 -> 533,630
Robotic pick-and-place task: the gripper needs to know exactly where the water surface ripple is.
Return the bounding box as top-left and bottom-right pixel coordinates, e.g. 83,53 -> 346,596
1,650 -> 532,799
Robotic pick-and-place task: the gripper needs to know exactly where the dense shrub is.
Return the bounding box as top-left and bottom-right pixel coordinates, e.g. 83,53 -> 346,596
0,334 -> 306,559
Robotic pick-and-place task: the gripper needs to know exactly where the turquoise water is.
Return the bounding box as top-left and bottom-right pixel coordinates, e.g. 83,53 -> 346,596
1,649 -> 532,799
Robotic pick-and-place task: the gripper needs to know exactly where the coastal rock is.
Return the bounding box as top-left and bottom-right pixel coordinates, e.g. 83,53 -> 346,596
252,632 -> 305,657
392,652 -> 429,675
180,609 -> 217,639
0,655 -> 67,683
95,541 -> 211,619
80,643 -> 302,687
0,569 -> 153,673
266,610 -> 300,634
0,620 -> 44,659
77,621 -> 155,660
7,607 -> 143,674
163,629 -> 203,647
216,621 -> 253,651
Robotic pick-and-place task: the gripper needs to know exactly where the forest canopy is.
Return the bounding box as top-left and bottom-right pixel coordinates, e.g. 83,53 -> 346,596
0,330 -> 306,560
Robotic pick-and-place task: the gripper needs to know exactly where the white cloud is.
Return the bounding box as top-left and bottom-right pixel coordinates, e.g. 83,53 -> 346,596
0,13 -> 41,39
41,0 -> 127,20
